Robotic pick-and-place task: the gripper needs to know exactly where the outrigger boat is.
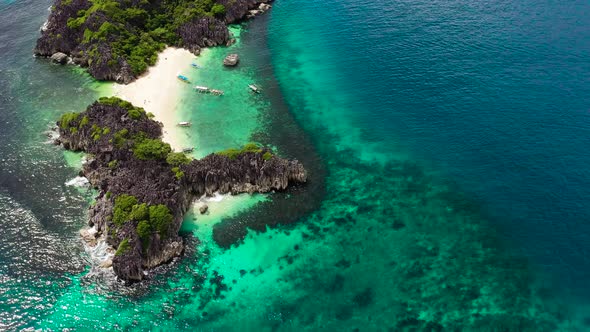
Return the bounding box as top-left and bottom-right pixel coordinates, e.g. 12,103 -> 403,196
248,84 -> 261,94
177,75 -> 190,83
177,121 -> 192,127
210,89 -> 224,96
191,63 -> 200,69
182,147 -> 194,153
194,86 -> 209,93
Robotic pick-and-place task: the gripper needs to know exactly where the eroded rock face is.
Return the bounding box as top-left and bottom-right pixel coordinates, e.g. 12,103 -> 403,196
58,98 -> 306,281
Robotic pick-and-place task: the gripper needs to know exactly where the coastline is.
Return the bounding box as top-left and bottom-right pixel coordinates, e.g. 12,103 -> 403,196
112,47 -> 195,151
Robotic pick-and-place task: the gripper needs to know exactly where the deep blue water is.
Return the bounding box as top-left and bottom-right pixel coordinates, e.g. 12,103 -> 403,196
269,0 -> 590,299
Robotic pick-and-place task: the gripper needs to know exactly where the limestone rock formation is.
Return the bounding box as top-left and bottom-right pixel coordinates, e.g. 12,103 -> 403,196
56,97 -> 306,281
35,0 -> 274,83
223,53 -> 240,67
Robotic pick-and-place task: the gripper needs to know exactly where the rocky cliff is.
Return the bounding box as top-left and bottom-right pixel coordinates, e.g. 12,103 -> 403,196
56,97 -> 306,281
35,0 -> 273,83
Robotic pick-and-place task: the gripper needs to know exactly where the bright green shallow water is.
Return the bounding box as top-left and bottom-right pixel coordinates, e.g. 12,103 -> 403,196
1,0 -> 589,330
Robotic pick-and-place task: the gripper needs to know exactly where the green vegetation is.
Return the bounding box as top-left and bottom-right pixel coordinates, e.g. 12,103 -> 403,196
210,3 -> 225,16
61,0 -> 230,76
166,152 -> 191,166
59,112 -> 80,129
171,166 -> 184,180
79,115 -> 90,128
216,143 -> 273,160
167,151 -> 191,181
88,125 -> 111,141
133,137 -> 171,160
148,204 -> 173,236
115,238 -> 130,256
127,108 -> 142,120
98,97 -> 146,119
129,203 -> 149,221
111,194 -> 174,238
98,96 -> 133,109
107,160 -> 118,169
136,220 -> 151,239
113,128 -> 129,148
112,194 -> 138,226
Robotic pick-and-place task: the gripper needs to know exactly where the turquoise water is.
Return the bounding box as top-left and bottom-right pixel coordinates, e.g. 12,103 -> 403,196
2,0 -> 590,330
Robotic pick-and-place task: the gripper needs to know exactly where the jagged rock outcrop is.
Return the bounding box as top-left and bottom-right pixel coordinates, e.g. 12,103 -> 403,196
56,98 -> 306,281
35,0 -> 273,83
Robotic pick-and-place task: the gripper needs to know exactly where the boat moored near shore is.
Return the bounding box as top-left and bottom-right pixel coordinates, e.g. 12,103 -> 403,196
177,121 -> 192,127
194,86 -> 224,95
195,86 -> 209,93
177,75 -> 190,83
248,84 -> 261,94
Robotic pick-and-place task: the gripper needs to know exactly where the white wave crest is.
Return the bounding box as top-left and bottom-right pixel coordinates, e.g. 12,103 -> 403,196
65,176 -> 89,187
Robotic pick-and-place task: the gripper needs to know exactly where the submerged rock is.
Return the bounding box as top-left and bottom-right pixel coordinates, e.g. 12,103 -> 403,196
223,53 -> 240,67
199,204 -> 209,214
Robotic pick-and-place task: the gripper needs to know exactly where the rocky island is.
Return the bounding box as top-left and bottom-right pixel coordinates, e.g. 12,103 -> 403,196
36,0 -> 298,282
56,97 -> 306,281
36,0 -> 273,82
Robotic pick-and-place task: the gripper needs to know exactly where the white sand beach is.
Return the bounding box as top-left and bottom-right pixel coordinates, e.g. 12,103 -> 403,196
113,47 -> 195,151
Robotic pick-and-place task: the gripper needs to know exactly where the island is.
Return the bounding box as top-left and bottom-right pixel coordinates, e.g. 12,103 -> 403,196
35,0 -> 272,82
56,97 -> 306,281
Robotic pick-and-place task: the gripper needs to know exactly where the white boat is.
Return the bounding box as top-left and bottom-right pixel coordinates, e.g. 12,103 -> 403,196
248,84 -> 260,94
182,147 -> 194,153
210,89 -> 224,96
178,122 -> 192,127
194,86 -> 209,93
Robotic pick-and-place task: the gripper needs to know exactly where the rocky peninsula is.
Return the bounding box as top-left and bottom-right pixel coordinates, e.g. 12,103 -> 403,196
56,97 -> 306,281
35,0 -> 273,82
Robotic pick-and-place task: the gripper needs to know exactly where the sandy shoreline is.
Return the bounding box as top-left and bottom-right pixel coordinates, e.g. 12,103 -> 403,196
113,47 -> 195,151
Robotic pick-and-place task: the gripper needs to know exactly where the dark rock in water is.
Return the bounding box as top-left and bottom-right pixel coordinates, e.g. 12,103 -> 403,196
223,54 -> 240,67
57,97 -> 306,281
353,288 -> 374,307
199,204 -> 209,214
50,52 -> 68,64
